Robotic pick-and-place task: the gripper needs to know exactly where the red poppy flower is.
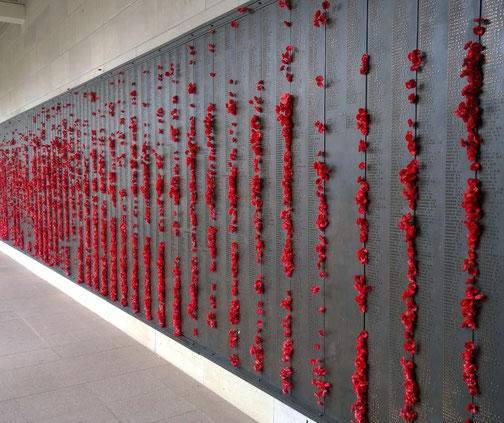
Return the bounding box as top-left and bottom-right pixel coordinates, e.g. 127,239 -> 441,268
360,54 -> 369,75
408,49 -> 422,71
405,79 -> 417,89
473,26 -> 485,36
230,21 -> 238,28
315,120 -> 326,133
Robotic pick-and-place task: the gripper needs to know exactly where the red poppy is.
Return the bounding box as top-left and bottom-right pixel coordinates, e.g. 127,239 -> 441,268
473,26 -> 485,36
315,120 -> 326,133
405,79 -> 417,89
360,54 -> 369,75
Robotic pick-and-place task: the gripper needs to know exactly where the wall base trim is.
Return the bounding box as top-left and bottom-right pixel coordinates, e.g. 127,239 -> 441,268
0,241 -> 314,423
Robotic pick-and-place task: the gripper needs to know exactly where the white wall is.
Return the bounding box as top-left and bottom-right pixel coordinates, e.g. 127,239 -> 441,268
0,0 -> 248,122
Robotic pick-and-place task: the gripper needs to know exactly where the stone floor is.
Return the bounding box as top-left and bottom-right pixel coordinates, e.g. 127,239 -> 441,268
0,251 -> 255,423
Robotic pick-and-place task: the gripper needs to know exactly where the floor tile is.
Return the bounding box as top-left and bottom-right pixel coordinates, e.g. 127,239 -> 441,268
0,348 -> 59,371
107,388 -> 195,423
0,399 -> 26,423
15,385 -> 118,423
85,367 -> 167,404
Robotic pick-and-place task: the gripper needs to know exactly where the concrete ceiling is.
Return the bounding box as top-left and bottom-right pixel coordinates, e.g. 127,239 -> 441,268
0,0 -> 25,34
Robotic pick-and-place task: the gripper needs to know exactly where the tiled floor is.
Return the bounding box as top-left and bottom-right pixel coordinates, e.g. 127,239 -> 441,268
0,252 -> 255,423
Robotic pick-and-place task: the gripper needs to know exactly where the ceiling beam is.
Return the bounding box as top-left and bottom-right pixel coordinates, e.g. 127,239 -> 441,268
0,1 -> 25,25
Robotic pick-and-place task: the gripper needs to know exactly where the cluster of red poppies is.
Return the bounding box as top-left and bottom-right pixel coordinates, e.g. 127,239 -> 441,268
228,242 -> 240,365
350,330 -> 369,422
400,356 -> 418,422
227,84 -> 238,234
155,173 -> 164,232
186,116 -> 198,252
249,84 -> 265,373
312,153 -> 331,405
279,45 -> 294,82
172,256 -> 182,336
77,226 -> 84,284
109,217 -> 118,302
249,91 -> 264,263
397,46 -> 423,423
455,21 -> 486,421
351,57 -> 371,422
156,241 -> 165,327
131,232 -> 139,313
276,93 -> 294,277
187,256 -> 198,321
280,290 -> 293,393
250,274 -> 265,371
313,1 -> 329,27
462,341 -> 479,399
169,96 -> 180,237
140,142 -> 151,224
142,236 -> 152,320
119,213 -> 128,307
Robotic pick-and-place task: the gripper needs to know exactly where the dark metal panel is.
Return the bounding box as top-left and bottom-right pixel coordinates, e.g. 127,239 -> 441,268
258,0 -> 289,394
365,0 -> 394,421
235,13 -> 254,373
324,0 -> 368,421
414,0 -> 450,421
212,24 -> 230,358
288,0 -> 326,413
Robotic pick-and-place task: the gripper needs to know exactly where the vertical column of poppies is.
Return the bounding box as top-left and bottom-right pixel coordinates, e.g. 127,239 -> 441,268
167,60 -> 182,335
276,91 -> 294,394
90,135 -> 100,291
168,63 -> 181,238
153,123 -> 166,327
311,141 -> 331,405
142,235 -> 152,320
129,116 -> 140,313
186,61 -> 199,324
311,1 -> 332,407
226,60 -> 240,366
141,130 -> 152,320
61,118 -> 71,276
84,153 -> 92,287
49,135 -> 58,266
204,100 -> 218,329
351,49 -> 371,422
117,110 -> 129,307
76,122 -> 85,284
108,133 -> 118,302
454,18 -> 486,422
249,79 -> 265,372
98,143 -> 108,297
396,42 -> 423,421
276,0 -> 295,394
